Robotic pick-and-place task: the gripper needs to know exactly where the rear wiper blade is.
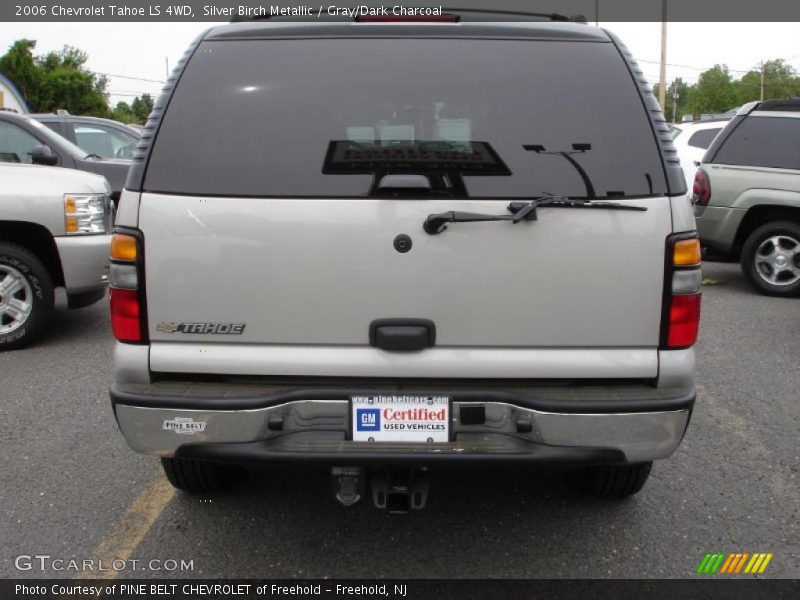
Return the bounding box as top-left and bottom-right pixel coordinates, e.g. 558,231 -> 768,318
423,197 -> 647,235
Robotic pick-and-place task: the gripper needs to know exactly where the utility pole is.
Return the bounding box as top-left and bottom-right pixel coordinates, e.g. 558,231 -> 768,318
658,0 -> 668,112
672,84 -> 679,123
165,57 -> 170,78
760,60 -> 765,101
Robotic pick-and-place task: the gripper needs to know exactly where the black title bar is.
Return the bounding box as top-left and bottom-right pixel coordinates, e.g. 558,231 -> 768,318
4,579 -> 800,600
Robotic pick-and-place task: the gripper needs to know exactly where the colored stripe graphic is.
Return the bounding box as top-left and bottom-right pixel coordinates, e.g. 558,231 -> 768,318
721,553 -> 738,574
719,554 -> 736,574
744,553 -> 774,574
697,552 -> 773,574
733,553 -> 749,573
696,554 -> 713,573
697,553 -> 726,574
758,553 -> 774,573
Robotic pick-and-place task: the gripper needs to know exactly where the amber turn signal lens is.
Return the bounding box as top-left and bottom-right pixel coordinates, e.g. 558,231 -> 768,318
111,234 -> 137,261
673,238 -> 701,266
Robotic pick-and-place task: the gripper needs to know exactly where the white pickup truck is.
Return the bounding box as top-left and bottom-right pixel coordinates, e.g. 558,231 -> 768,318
0,163 -> 112,349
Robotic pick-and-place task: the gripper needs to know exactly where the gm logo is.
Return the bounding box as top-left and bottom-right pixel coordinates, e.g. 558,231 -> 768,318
356,408 -> 380,432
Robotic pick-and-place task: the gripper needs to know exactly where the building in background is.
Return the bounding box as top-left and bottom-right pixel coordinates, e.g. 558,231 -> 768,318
0,72 -> 29,113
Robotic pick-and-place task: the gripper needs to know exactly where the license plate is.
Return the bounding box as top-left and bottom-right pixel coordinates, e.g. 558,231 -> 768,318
351,395 -> 450,443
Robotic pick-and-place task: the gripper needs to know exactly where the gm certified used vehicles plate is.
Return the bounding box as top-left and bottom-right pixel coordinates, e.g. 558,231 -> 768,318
108,10 -> 700,511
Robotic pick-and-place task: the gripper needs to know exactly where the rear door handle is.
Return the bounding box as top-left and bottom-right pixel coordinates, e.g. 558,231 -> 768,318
369,319 -> 436,352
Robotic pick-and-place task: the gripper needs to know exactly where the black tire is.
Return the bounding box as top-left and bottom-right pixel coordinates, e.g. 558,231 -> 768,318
741,221 -> 800,297
0,242 -> 54,350
568,462 -> 652,499
161,457 -> 230,493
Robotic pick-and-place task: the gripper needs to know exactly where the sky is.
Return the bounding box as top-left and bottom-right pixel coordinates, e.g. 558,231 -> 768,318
0,21 -> 799,106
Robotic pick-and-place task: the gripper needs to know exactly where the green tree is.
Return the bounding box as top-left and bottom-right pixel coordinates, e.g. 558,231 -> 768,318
130,93 -> 154,123
654,77 -> 692,123
0,40 -> 109,115
111,101 -> 135,123
0,39 -> 40,106
35,45 -> 108,115
685,65 -> 738,114
735,59 -> 800,105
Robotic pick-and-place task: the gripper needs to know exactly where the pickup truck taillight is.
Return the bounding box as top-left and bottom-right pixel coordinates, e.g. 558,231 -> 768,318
691,169 -> 711,206
109,231 -> 147,343
661,234 -> 702,349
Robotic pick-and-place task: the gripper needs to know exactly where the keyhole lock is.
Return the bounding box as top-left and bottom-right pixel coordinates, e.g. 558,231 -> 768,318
393,234 -> 412,253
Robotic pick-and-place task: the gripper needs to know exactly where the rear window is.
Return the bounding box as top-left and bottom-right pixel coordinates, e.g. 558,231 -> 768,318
144,38 -> 668,199
687,128 -> 721,150
712,116 -> 800,170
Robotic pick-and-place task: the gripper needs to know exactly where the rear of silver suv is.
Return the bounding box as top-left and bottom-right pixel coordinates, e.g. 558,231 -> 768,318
693,99 -> 800,296
109,14 -> 700,508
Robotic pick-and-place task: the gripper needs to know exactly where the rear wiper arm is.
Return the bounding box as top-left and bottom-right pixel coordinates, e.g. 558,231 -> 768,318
423,197 -> 647,235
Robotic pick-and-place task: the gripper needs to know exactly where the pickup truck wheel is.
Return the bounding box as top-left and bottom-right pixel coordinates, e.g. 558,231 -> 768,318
568,462 -> 652,498
741,221 -> 800,297
160,457 -> 228,493
0,243 -> 54,350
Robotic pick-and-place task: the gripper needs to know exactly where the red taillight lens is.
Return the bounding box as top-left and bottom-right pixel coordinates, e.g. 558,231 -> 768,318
691,169 -> 711,206
110,288 -> 141,342
667,293 -> 701,349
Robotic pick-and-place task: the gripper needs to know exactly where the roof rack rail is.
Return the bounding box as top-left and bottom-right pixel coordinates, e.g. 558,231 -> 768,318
444,7 -> 586,22
230,14 -> 271,23
757,98 -> 800,112
229,7 -> 588,24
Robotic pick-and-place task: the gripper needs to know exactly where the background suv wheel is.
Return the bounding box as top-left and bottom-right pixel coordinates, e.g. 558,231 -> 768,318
741,221 -> 800,297
0,242 -> 54,350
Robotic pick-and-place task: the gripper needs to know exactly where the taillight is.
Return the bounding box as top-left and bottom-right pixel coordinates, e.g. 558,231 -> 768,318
109,231 -> 146,343
691,169 -> 711,206
662,234 -> 702,349
110,288 -> 141,342
667,294 -> 701,348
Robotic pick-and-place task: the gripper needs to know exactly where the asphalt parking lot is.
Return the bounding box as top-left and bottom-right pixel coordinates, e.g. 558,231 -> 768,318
1,260 -> 798,579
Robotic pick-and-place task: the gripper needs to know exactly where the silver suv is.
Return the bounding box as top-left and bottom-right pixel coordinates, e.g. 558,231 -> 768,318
693,99 -> 800,296
109,13 -> 700,509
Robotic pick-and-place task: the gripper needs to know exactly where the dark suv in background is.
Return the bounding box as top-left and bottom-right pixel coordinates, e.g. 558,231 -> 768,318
0,110 -> 131,198
31,110 -> 141,160
693,99 -> 800,296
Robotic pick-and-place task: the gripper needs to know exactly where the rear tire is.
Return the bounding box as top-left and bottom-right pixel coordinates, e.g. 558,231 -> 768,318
568,462 -> 652,498
161,457 -> 229,493
0,242 -> 54,350
741,221 -> 800,297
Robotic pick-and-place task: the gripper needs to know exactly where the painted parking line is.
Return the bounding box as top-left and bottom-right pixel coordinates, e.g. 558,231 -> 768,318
79,475 -> 175,581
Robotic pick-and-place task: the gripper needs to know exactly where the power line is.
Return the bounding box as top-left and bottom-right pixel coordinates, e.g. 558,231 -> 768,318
638,57 -> 800,75
637,58 -> 757,74
92,71 -> 165,84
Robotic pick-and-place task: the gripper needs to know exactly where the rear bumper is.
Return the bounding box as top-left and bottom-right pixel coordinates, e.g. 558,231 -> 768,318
111,383 -> 694,465
694,205 -> 744,254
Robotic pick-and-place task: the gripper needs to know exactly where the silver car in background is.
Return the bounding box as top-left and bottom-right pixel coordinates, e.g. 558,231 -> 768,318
0,163 -> 112,349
